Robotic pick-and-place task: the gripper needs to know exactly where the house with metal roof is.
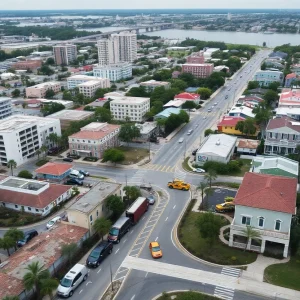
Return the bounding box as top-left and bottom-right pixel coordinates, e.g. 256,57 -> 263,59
153,107 -> 181,120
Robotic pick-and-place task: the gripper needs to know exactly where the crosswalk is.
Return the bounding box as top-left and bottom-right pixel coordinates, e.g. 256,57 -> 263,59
142,164 -> 176,173
127,169 -> 148,186
221,267 -> 241,278
214,286 -> 235,300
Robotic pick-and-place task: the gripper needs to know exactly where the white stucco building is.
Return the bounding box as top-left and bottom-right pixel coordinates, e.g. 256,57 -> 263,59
0,97 -> 13,120
67,75 -> 110,90
93,63 -> 132,81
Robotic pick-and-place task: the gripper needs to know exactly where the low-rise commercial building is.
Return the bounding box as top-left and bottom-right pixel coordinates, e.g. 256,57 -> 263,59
67,75 -> 110,90
285,73 -> 298,87
253,70 -> 284,87
78,80 -> 109,98
174,92 -> 200,103
229,106 -> 255,119
154,107 -> 181,120
0,97 -> 13,120
12,60 -> 42,71
195,134 -> 237,165
0,115 -> 61,166
68,122 -> 120,158
163,99 -> 185,109
93,62 -> 132,81
140,80 -> 170,92
25,82 -> 61,98
67,181 -> 122,233
182,63 -> 214,78
135,122 -> 158,141
217,116 -> 248,136
110,96 -> 150,122
35,162 -> 73,182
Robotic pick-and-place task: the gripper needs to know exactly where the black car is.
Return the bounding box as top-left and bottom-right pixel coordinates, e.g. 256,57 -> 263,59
17,229 -> 38,247
79,170 -> 89,176
65,178 -> 83,186
192,149 -> 198,156
63,157 -> 73,162
86,241 -> 113,267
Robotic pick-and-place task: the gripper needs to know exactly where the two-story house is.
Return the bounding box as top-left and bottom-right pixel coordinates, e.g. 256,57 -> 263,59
229,172 -> 297,258
264,116 -> 300,155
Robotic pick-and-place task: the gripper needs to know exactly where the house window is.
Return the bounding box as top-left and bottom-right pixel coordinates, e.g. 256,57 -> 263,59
96,210 -> 99,217
90,215 -> 93,222
275,219 -> 282,231
242,216 -> 251,225
15,205 -> 18,208
28,207 -> 32,211
258,217 -> 264,228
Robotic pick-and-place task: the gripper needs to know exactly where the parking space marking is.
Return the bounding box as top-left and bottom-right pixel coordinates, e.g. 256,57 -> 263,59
131,295 -> 135,300
79,290 -> 83,294
173,205 -> 176,209
129,230 -> 134,235
155,236 -> 158,241
165,217 -> 168,221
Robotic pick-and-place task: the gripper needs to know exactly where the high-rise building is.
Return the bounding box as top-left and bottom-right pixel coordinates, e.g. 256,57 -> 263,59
96,31 -> 137,66
53,44 -> 77,65
0,97 -> 13,120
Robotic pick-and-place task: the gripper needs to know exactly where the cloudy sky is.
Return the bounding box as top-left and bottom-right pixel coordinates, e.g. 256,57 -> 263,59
0,0 -> 299,10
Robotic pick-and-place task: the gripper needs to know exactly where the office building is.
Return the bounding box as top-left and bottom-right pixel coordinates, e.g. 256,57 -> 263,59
0,115 -> 61,166
53,44 -> 77,65
12,60 -> 42,71
140,80 -> 170,92
25,82 -> 61,98
93,63 -> 132,81
182,63 -> 214,78
110,96 -> 150,122
186,51 -> 205,64
0,97 -> 13,120
67,75 -> 110,90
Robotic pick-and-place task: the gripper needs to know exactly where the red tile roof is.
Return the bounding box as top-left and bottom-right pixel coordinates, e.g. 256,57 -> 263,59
286,73 -> 297,79
0,183 -> 71,208
234,172 -> 297,214
70,124 -> 120,140
35,162 -> 73,176
237,139 -> 259,149
266,116 -> 300,133
0,273 -> 24,299
279,89 -> 300,106
175,92 -> 200,101
218,116 -> 245,127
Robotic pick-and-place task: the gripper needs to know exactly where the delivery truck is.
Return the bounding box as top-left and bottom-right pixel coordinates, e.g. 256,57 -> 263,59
126,197 -> 149,225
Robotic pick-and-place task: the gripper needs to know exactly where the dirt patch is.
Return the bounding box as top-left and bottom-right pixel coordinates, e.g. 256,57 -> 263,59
117,146 -> 149,165
101,280 -> 122,300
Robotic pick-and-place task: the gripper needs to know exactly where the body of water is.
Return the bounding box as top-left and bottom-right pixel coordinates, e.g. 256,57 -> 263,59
145,29 -> 300,47
82,26 -> 130,32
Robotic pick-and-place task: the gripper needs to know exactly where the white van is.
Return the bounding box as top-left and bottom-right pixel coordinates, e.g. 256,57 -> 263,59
57,264 -> 88,297
46,216 -> 61,229
69,169 -> 84,180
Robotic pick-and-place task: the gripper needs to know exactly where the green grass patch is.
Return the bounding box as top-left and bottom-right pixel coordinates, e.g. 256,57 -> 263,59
167,50 -> 189,58
264,256 -> 300,291
231,159 -> 252,176
178,207 -> 257,265
35,158 -> 50,167
117,146 -> 149,165
157,291 -> 219,300
182,156 -> 193,172
213,182 -> 241,189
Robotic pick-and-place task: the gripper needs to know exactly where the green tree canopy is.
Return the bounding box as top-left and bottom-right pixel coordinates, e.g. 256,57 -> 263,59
196,87 -> 212,100
235,118 -> 257,137
105,195 -> 125,218
45,89 -> 55,99
17,170 -> 33,179
247,81 -> 260,90
182,101 -> 197,110
94,107 -> 112,123
93,217 -> 112,240
7,159 -> 17,176
263,89 -> 279,106
4,228 -> 24,251
102,148 -> 125,165
204,128 -> 214,137
41,102 -> 65,116
118,124 -> 141,144
11,89 -> 20,98
123,186 -> 142,206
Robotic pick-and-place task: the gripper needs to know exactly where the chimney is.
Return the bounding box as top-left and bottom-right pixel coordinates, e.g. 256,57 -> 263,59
216,139 -> 220,146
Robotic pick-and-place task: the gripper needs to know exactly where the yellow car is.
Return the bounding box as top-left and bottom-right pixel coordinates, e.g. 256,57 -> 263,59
215,202 -> 235,213
149,241 -> 163,258
167,179 -> 190,191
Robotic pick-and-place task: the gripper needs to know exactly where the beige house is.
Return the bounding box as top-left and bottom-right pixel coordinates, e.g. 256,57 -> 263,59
67,181 -> 122,233
26,82 -> 61,98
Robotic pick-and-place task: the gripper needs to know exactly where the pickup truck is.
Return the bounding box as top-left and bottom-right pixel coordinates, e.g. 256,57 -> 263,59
168,180 -> 190,191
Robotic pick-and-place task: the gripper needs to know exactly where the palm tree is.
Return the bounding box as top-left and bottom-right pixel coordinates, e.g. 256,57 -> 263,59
40,278 -> 59,300
241,226 -> 261,251
3,296 -> 19,300
4,228 -> 24,251
253,101 -> 273,138
7,159 -> 17,176
0,236 -> 15,256
47,133 -> 58,148
23,262 -> 50,299
40,145 -> 48,158
35,149 -> 41,159
204,169 -> 217,187
93,217 -> 112,240
197,182 -> 208,208
61,243 -> 78,267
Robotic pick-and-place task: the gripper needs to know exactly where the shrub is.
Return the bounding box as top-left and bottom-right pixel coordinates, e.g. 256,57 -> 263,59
203,160 -> 241,175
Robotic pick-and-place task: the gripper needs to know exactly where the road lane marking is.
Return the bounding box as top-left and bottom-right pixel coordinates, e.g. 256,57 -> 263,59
97,268 -> 102,274
142,216 -> 145,220
155,236 -> 158,241
165,217 -> 168,221
115,248 -> 120,254
79,290 -> 83,294
131,295 -> 135,300
129,230 -> 134,234
123,239 -> 127,243
173,205 -> 176,209
145,272 -> 148,278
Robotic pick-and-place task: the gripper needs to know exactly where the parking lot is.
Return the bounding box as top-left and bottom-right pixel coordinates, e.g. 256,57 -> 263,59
205,188 -> 237,211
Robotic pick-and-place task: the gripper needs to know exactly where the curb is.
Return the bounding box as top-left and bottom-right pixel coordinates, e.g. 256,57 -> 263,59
151,290 -> 215,300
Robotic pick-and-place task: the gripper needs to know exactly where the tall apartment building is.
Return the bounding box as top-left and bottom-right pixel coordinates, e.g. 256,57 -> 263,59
0,97 -> 13,120
96,31 -> 137,66
93,63 -> 132,81
110,96 -> 150,122
53,44 -> 77,65
25,82 -> 61,98
0,115 -> 61,166
182,63 -> 214,78
67,75 -> 110,90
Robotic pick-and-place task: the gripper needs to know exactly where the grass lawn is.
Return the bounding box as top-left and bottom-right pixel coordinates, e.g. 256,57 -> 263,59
35,158 -> 50,167
157,291 -> 219,300
233,159 -> 252,176
182,156 -> 193,172
264,256 -> 300,291
167,50 -> 189,58
117,146 -> 149,165
178,208 -> 257,265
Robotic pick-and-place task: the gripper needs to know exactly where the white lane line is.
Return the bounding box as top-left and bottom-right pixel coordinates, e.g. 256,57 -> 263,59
141,229 -> 151,234
116,269 -> 128,274
144,224 -> 154,229
114,275 -> 126,281
145,272 -> 148,278
147,219 -> 158,224
123,239 -> 127,244
155,236 -> 158,241
131,295 -> 135,300
115,248 -> 120,254
134,241 -> 146,246
130,247 -> 141,252
97,268 -> 102,274
129,230 -> 134,235
165,217 -> 168,221
79,290 -> 83,294
142,216 -> 145,220
136,235 -> 148,241
173,205 -> 176,209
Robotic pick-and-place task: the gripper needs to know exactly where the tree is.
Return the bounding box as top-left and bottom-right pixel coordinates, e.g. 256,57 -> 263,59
93,217 -> 112,240
170,79 -> 188,91
23,261 -> 51,299
11,88 -> 20,98
105,195 -> 125,218
196,212 -> 223,245
247,81 -> 259,90
235,118 -> 257,137
7,159 -> 17,176
45,57 -> 55,65
40,145 -> 48,158
263,89 -> 279,106
253,101 -> 273,137
118,124 -> 141,144
39,65 -> 54,76
61,243 -> 78,267
241,226 -> 261,251
62,90 -> 73,100
268,81 -> 280,92
4,228 -> 24,251
196,87 -> 212,100
262,41 -> 266,47
17,170 -> 33,179
178,110 -> 190,123
196,182 -> 213,210
45,89 -> 55,99
40,278 -> 59,300
2,296 -> 20,300
102,148 -> 125,165
204,129 -> 214,137
0,236 -> 15,256
261,62 -> 267,70
204,169 -> 217,187
41,102 -> 65,116
123,186 -> 142,205
47,132 -> 59,147
95,107 -> 113,123
35,149 -> 41,159
182,101 -> 197,110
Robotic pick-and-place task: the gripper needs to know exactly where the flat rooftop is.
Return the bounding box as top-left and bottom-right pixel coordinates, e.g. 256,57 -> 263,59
78,80 -> 105,87
0,114 -> 58,132
0,177 -> 47,192
111,96 -> 150,104
46,109 -> 94,120
68,181 -> 121,214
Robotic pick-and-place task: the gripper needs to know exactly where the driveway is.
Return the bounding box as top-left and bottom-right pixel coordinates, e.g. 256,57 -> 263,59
205,188 -> 237,210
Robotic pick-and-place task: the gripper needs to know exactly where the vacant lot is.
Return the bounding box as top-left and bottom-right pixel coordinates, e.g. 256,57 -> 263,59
117,146 -> 149,165
0,207 -> 41,227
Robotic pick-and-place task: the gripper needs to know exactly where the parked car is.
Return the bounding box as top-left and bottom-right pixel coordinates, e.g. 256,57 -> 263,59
215,202 -> 235,213
65,178 -> 83,186
149,241 -> 163,258
193,168 -> 205,173
146,195 -> 155,205
47,216 -> 62,229
57,264 -> 88,297
63,157 -> 73,162
108,217 -> 131,243
17,229 -> 38,247
191,108 -> 196,112
79,170 -> 89,176
69,170 -> 84,180
67,153 -> 80,159
86,241 -> 113,267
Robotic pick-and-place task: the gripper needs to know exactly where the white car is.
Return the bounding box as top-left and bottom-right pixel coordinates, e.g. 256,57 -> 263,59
47,216 -> 61,229
178,138 -> 184,143
193,168 -> 205,173
214,102 -> 217,105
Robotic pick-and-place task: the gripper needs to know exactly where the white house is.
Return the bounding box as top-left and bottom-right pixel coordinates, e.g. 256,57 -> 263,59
229,172 -> 297,258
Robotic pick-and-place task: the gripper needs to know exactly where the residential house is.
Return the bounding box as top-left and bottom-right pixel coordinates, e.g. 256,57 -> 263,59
217,116 -> 246,136
237,95 -> 263,108
154,107 -> 181,120
236,139 -> 259,155
275,107 -> 300,121
163,99 -> 185,109
278,89 -> 300,108
254,70 -> 284,87
67,181 -> 122,233
174,92 -> 200,104
229,172 -> 297,258
35,162 -> 73,182
229,106 -> 255,119
264,116 -> 300,155
285,73 -> 298,88
291,64 -> 300,76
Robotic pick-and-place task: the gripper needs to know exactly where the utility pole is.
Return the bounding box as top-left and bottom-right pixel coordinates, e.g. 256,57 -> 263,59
148,139 -> 151,162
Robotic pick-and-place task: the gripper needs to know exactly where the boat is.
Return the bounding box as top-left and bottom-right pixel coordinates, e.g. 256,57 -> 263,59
263,31 -> 274,34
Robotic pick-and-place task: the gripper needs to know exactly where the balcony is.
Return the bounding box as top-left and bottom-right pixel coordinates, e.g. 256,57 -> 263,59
265,139 -> 297,148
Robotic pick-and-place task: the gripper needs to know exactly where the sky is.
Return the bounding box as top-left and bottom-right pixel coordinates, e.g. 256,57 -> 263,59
0,0 -> 299,10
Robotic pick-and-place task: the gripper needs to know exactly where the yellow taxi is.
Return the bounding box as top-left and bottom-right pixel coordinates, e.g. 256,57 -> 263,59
215,202 -> 235,213
149,241 -> 163,258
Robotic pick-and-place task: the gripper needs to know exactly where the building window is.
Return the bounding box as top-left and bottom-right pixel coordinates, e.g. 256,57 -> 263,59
241,216 -> 251,226
90,215 -> 93,222
28,207 -> 32,211
36,209 -> 39,212
275,219 -> 282,231
15,205 -> 18,208
258,217 -> 264,228
96,210 -> 99,217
